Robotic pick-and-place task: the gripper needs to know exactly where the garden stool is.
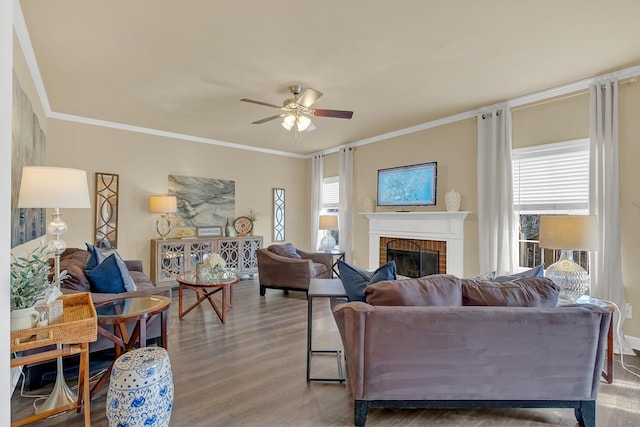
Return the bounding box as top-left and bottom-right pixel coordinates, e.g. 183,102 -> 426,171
106,346 -> 173,427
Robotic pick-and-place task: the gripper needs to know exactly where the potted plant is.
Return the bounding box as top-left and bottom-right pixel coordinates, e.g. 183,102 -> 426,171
10,245 -> 56,331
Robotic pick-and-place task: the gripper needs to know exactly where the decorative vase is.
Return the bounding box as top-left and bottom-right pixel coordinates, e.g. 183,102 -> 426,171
10,306 -> 39,332
445,189 -> 461,212
107,347 -> 174,427
196,264 -> 209,281
225,218 -> 233,237
362,197 -> 375,213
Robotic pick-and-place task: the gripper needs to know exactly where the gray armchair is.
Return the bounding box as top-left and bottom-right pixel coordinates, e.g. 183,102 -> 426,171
257,243 -> 332,296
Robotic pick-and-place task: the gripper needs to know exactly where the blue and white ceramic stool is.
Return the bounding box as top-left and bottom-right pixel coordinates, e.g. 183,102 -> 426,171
106,347 -> 174,427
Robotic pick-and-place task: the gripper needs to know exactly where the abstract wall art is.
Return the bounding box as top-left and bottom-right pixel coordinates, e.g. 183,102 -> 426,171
11,71 -> 46,248
168,175 -> 235,227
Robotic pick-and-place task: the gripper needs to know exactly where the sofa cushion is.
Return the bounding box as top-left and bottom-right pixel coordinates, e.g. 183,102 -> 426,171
86,243 -> 137,292
462,277 -> 559,307
365,274 -> 463,306
85,254 -> 128,294
494,264 -> 544,282
268,243 -> 302,259
338,260 -> 396,302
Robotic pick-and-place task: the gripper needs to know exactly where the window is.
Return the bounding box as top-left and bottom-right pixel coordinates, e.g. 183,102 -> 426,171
319,176 -> 339,247
512,139 -> 590,269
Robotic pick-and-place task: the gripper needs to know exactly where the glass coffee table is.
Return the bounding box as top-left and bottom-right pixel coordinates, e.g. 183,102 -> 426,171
91,295 -> 171,399
176,270 -> 239,323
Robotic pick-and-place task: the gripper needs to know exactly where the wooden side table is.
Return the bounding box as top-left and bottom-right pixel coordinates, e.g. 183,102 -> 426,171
10,293 -> 97,427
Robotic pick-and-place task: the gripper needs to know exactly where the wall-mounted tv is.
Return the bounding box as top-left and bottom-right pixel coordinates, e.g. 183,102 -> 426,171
377,162 -> 437,207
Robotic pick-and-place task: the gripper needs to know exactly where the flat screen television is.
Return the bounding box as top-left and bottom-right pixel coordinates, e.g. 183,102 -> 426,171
377,162 -> 437,207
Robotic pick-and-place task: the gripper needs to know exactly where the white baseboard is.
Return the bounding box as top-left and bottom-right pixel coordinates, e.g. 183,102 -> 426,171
626,335 -> 640,351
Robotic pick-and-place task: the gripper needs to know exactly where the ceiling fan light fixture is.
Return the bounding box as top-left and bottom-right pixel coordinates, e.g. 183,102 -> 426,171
282,114 -> 295,130
296,115 -> 311,131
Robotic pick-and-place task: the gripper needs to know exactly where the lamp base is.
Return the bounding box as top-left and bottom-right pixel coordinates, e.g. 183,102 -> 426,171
35,345 -> 77,414
156,214 -> 172,240
319,232 -> 336,252
544,250 -> 590,303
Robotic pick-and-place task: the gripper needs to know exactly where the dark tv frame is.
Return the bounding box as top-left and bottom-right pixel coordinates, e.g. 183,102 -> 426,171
377,162 -> 437,207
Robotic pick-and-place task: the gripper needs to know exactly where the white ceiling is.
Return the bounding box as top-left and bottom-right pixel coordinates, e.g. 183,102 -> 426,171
18,0 -> 640,156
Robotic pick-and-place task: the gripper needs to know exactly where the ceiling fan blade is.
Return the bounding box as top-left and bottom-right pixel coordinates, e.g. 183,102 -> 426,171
240,98 -> 282,109
251,114 -> 285,124
296,88 -> 323,108
311,109 -> 354,119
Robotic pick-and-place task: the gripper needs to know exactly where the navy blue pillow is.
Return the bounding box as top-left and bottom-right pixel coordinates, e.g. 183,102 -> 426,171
85,254 -> 127,294
338,260 -> 396,302
85,242 -> 101,270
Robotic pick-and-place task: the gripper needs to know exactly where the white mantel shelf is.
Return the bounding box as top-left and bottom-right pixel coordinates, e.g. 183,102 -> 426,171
362,211 -> 471,277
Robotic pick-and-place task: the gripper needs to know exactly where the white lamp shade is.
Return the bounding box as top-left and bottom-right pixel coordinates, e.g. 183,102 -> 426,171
18,166 -> 90,208
318,215 -> 338,230
539,215 -> 598,251
149,195 -> 177,213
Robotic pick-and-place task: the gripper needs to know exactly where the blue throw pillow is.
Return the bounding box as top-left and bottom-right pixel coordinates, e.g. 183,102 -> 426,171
338,260 -> 396,302
494,264 -> 544,282
85,243 -> 137,292
84,242 -> 101,270
85,253 -> 127,294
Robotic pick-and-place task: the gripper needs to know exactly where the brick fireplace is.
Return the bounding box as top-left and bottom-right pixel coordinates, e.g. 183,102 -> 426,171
363,211 -> 470,277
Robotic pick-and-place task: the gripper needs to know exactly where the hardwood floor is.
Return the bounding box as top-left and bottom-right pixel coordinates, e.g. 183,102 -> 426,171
11,278 -> 640,426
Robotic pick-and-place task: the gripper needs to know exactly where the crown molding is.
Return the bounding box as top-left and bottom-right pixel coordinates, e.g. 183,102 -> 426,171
14,1 -> 640,160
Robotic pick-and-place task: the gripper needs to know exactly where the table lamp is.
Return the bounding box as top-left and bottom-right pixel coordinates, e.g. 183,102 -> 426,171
539,215 -> 598,302
17,166 -> 90,413
318,214 -> 338,252
149,195 -> 177,239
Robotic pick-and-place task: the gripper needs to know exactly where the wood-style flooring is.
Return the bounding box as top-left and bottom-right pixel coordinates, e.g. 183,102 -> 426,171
11,278 -> 640,426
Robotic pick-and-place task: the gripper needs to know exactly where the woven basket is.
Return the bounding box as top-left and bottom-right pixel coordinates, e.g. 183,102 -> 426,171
10,292 -> 98,352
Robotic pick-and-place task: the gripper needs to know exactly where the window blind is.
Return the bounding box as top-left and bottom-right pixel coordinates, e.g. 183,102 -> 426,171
512,139 -> 589,213
322,177 -> 339,208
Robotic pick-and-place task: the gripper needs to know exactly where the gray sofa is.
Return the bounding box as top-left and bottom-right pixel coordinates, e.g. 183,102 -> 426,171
332,275 -> 611,427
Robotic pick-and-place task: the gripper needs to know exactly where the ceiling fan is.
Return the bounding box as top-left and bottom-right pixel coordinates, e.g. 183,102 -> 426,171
241,85 -> 353,132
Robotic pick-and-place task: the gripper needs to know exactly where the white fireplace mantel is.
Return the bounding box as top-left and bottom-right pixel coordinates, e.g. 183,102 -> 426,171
363,211 -> 470,277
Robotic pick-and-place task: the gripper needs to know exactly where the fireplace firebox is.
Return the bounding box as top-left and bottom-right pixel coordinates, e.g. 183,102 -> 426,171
386,239 -> 439,278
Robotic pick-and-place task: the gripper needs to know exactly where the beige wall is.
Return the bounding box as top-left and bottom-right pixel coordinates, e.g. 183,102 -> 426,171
619,81 -> 640,338
349,119 -> 479,276
45,120 -> 310,274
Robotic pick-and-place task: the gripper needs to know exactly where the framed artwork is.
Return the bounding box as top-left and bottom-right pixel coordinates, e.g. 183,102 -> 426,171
94,172 -> 119,248
168,175 -> 235,228
11,71 -> 46,248
273,188 -> 285,241
196,226 -> 223,237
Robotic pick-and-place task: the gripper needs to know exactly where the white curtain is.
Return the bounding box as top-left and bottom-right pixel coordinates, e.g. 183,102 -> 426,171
589,80 -> 632,354
310,154 -> 324,251
339,147 -> 354,262
477,107 -> 517,276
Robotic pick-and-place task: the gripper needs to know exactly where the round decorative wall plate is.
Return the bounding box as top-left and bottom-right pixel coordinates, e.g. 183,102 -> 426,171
233,216 -> 253,235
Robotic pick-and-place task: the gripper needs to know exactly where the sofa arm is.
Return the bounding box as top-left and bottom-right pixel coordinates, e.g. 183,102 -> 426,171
297,249 -> 333,271
124,260 -> 144,272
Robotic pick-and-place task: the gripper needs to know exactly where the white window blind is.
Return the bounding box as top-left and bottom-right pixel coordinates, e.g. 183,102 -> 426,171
512,139 -> 589,213
322,176 -> 339,209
